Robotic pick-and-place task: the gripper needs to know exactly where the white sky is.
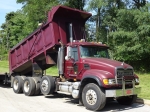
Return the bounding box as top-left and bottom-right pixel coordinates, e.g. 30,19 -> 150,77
0,0 -> 22,27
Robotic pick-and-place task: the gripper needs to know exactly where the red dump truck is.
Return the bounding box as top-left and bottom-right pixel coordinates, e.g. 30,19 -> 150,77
0,5 -> 141,111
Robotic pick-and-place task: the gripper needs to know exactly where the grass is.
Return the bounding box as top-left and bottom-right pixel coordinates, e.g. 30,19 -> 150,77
136,73 -> 150,100
0,61 -> 149,99
0,60 -> 58,76
46,66 -> 59,76
0,61 -> 9,73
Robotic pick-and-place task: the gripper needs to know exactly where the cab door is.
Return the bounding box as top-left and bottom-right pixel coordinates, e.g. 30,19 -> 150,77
64,46 -> 80,79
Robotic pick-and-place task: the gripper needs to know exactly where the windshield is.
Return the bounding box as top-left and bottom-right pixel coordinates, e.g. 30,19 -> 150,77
80,46 -> 110,58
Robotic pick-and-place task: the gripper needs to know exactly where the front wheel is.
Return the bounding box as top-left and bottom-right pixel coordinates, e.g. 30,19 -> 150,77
116,95 -> 137,105
82,83 -> 106,111
40,76 -> 55,95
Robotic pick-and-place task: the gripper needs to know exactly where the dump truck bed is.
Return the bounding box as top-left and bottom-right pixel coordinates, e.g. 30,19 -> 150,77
9,5 -> 91,74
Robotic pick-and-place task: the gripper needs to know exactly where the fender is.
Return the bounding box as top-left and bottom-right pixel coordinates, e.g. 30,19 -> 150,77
81,75 -> 103,87
81,69 -> 114,87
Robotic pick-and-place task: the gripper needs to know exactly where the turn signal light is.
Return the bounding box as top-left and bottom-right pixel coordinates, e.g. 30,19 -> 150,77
103,79 -> 109,85
103,79 -> 116,85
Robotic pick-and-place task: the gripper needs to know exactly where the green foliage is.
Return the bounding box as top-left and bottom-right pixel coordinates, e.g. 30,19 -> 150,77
17,0 -> 59,30
85,0 -> 150,72
87,0 -> 108,42
9,11 -> 31,48
1,11 -> 30,49
109,5 -> 150,72
62,0 -> 85,10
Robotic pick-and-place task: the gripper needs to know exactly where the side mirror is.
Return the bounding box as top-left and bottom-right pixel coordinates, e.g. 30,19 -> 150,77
65,56 -> 70,61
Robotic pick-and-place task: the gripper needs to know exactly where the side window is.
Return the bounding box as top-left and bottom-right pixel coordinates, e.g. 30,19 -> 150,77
99,51 -> 106,58
97,49 -> 109,58
71,47 -> 78,61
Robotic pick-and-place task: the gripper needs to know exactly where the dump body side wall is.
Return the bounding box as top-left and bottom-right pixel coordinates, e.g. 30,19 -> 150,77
9,22 -> 56,73
9,6 -> 92,75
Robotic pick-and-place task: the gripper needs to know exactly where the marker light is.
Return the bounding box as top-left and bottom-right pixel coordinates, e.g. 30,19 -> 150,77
135,78 -> 140,84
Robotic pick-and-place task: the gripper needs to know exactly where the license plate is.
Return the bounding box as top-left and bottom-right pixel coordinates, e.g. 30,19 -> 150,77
126,89 -> 132,95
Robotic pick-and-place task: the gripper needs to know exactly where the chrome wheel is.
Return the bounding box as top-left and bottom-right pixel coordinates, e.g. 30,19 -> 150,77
40,76 -> 55,95
86,89 -> 97,105
82,83 -> 106,111
41,79 -> 49,91
24,80 -> 29,93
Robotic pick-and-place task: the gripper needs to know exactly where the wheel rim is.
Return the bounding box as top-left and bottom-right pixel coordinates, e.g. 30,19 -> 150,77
24,80 -> 30,93
86,89 -> 97,105
14,79 -> 19,90
41,79 -> 48,91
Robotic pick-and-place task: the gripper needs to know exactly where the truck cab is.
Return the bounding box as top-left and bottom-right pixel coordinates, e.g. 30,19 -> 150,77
55,40 -> 141,110
64,41 -> 110,80
63,41 -> 139,87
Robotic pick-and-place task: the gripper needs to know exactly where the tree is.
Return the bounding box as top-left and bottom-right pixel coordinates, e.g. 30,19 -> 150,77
17,0 -> 59,30
61,0 -> 85,10
87,0 -> 108,42
1,11 -> 30,49
109,4 -> 150,71
87,0 -> 127,43
132,0 -> 147,9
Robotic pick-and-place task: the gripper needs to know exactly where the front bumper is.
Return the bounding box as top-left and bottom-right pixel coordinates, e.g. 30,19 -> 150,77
106,86 -> 141,97
106,78 -> 141,97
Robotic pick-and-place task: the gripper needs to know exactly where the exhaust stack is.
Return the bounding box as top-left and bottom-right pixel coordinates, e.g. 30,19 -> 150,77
57,46 -> 65,75
69,23 -> 73,43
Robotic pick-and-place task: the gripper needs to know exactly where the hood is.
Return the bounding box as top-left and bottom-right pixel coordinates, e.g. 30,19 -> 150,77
82,58 -> 132,70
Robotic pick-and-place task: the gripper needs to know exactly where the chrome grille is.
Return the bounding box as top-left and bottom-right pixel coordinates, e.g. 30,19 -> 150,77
116,68 -> 134,84
117,68 -> 133,78
117,79 -> 133,85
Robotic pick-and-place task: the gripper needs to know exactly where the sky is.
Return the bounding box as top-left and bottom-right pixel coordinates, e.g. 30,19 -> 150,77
0,0 -> 22,27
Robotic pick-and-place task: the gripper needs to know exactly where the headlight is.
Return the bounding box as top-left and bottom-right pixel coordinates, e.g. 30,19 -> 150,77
135,78 -> 140,84
103,79 -> 116,85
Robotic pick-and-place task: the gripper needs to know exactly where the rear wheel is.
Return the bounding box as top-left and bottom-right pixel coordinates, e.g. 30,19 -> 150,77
116,95 -> 137,105
23,77 -> 36,96
82,83 -> 106,111
40,76 -> 55,95
32,77 -> 41,95
13,76 -> 23,93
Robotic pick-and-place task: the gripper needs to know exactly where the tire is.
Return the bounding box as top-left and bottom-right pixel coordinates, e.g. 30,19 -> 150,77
13,76 -> 23,93
40,76 -> 55,95
32,77 -> 41,95
23,77 -> 36,96
82,83 -> 106,111
20,76 -> 26,80
116,95 -> 137,105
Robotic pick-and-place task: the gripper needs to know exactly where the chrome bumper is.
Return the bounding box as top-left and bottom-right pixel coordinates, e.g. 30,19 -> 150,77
106,78 -> 141,97
106,87 -> 141,97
